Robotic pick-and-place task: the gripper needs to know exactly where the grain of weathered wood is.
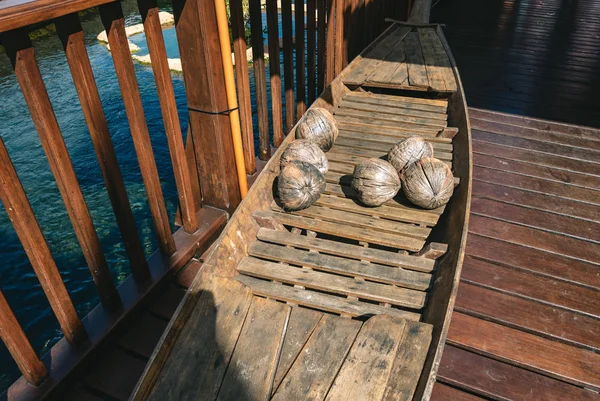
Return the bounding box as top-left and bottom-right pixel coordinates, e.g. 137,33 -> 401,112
335,108 -> 447,129
438,345 -> 600,401
139,0 -> 199,234
455,282 -> 600,352
418,27 -> 457,92
326,315 -> 408,400
447,313 -> 600,391
367,43 -> 407,84
343,92 -> 448,113
249,241 -> 432,290
145,275 -> 253,401
282,0 -> 295,131
337,127 -> 453,146
438,127 -> 459,139
266,0 -> 284,147
55,13 -> 150,283
230,0 -> 256,173
415,242 -> 448,259
236,275 -> 421,320
335,114 -> 440,134
238,258 -> 427,309
249,0 -> 271,160
272,315 -> 361,400
272,202 -> 431,240
4,28 -> 122,311
328,143 -> 453,162
403,31 -> 429,88
257,227 -> 434,271
272,307 -> 323,391
461,256 -> 600,318
382,320 -> 433,401
340,99 -> 448,121
217,297 -> 290,401
0,289 -> 48,385
100,2 -> 176,255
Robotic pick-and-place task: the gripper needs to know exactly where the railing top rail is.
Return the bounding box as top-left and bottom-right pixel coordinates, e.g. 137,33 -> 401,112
0,0 -> 115,33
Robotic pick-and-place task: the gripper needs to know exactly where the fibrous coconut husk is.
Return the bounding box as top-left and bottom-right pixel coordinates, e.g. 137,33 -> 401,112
278,161 -> 326,211
351,158 -> 400,207
280,139 -> 329,175
295,107 -> 338,152
388,136 -> 434,174
402,157 -> 454,209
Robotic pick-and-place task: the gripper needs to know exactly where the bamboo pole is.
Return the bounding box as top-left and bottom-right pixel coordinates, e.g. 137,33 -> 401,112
214,0 -> 249,198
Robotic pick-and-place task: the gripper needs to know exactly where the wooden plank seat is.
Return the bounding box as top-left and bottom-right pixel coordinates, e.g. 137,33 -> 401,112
343,25 -> 457,93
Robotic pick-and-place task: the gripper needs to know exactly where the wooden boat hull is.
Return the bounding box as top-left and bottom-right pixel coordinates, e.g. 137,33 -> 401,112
133,21 -> 471,401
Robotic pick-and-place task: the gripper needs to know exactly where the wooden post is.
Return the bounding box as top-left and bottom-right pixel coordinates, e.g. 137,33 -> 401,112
172,0 -> 242,213
325,0 -> 335,86
138,0 -> 199,233
307,0 -> 317,105
99,3 -> 177,256
282,0 -> 296,132
266,0 -> 284,147
334,0 -> 345,76
0,136 -> 86,344
54,14 -> 150,284
3,29 -> 122,313
230,0 -> 256,174
317,0 -> 327,92
295,0 -> 306,117
0,290 -> 48,386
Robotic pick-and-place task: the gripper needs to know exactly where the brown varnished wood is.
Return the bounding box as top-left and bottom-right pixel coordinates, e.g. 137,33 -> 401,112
54,13 -> 150,283
282,0 -> 296,132
230,0 -> 256,173
172,0 -> 241,213
266,0 -> 284,147
99,2 -> 176,255
249,0 -> 271,160
447,312 -> 600,391
430,383 -> 487,401
295,0 -> 306,117
0,289 -> 48,385
437,345 -> 600,401
137,0 -> 198,234
272,315 -> 361,400
3,28 -> 122,312
333,0 -> 344,76
317,0 -> 326,92
306,0 -> 317,105
324,0 -> 335,86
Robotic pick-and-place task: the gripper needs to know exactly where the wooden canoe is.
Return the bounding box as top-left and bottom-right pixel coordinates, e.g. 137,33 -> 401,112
132,20 -> 471,401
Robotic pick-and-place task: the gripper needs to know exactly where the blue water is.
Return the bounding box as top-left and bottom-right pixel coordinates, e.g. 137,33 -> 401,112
0,2 -> 314,392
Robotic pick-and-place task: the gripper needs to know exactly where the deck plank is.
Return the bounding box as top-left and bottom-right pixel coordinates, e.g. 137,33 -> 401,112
343,92 -> 448,113
404,31 -> 429,88
339,98 -> 448,121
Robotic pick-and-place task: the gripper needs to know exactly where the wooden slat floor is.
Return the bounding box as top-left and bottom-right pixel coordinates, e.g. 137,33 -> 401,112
430,109 -> 600,401
432,0 -> 600,128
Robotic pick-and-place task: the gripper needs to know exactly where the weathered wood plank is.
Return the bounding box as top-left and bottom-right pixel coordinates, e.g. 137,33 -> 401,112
382,320 -> 433,401
447,312 -> 600,391
146,275 -> 253,401
335,115 -> 441,134
367,42 -> 408,84
328,143 -> 453,162
431,383 -> 487,401
419,28 -> 457,91
334,108 -> 447,129
216,297 -> 290,401
236,275 -> 421,320
416,28 -> 446,91
266,0 -> 284,146
272,307 -> 323,392
339,99 -> 448,121
256,228 -> 436,272
404,31 -> 429,88
237,258 -> 427,309
249,241 -> 432,290
272,315 -> 361,400
337,128 -> 453,146
343,92 -> 448,113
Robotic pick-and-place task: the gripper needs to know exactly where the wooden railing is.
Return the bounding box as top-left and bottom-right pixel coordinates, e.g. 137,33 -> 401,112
0,0 -> 411,397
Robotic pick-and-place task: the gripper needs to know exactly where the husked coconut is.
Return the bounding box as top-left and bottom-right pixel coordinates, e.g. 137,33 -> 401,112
280,139 -> 329,175
295,108 -> 338,152
351,158 -> 400,207
278,161 -> 326,211
388,136 -> 434,174
402,157 -> 454,209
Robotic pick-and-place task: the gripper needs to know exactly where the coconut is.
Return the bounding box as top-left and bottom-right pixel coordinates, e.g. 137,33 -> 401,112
351,158 -> 400,207
295,107 -> 338,152
280,139 -> 329,175
278,161 -> 326,211
402,157 -> 454,209
388,136 -> 434,174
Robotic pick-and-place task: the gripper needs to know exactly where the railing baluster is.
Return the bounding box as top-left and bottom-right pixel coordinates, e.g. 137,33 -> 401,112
306,0 -> 316,104
295,0 -> 306,117
0,136 -> 86,344
334,0 -> 344,76
230,0 -> 256,174
99,2 -> 176,256
282,0 -> 295,132
0,289 -> 48,386
317,0 -> 326,92
249,0 -> 271,160
137,0 -> 199,234
54,14 -> 150,284
2,29 -> 122,313
325,0 -> 335,86
266,0 -> 284,146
